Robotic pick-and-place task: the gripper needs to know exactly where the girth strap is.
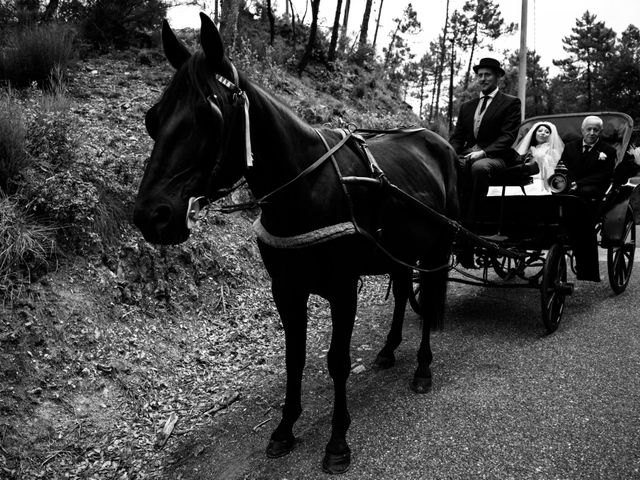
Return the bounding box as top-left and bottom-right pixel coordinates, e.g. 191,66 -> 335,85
253,219 -> 357,248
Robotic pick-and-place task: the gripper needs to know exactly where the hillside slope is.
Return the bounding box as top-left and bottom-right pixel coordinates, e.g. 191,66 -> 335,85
0,48 -> 420,479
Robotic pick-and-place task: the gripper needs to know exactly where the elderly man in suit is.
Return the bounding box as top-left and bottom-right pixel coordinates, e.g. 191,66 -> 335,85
559,115 -> 616,282
450,57 -> 521,267
561,115 -> 617,200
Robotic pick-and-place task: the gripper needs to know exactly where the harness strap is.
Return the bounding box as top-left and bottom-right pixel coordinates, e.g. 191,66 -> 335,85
255,129 -> 352,205
353,133 -> 385,177
318,130 -> 454,274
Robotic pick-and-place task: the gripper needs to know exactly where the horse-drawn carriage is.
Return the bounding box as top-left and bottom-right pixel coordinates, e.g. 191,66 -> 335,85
409,111 -> 639,333
133,14 -> 640,474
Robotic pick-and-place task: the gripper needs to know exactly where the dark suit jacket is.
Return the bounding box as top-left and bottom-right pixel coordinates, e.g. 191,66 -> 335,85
449,91 -> 521,163
560,138 -> 616,196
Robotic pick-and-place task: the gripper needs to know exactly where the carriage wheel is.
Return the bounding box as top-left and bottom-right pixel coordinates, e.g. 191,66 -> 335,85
408,270 -> 421,314
607,208 -> 636,295
541,243 -> 568,333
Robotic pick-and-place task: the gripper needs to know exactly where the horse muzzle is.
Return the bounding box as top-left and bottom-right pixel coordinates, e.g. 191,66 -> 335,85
133,198 -> 191,245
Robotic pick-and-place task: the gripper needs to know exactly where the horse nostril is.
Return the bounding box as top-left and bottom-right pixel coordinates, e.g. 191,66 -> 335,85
151,204 -> 173,227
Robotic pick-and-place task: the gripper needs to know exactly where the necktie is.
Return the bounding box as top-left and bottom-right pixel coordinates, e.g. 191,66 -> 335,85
583,145 -> 591,154
479,96 -> 490,114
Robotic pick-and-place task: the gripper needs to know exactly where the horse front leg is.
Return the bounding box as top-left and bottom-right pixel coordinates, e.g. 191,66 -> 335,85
412,255 -> 449,394
373,269 -> 410,370
322,278 -> 358,474
266,277 -> 309,458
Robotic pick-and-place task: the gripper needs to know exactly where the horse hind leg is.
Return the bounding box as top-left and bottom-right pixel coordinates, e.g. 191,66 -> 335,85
265,277 -> 309,458
373,268 -> 410,371
412,252 -> 449,394
322,278 -> 358,474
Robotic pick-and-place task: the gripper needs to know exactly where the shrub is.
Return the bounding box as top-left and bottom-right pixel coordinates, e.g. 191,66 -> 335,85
0,195 -> 55,296
0,94 -> 28,194
81,0 -> 166,51
25,108 -> 76,173
0,22 -> 75,87
21,109 -> 126,250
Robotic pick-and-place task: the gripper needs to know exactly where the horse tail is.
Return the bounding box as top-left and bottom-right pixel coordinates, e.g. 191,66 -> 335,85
419,233 -> 453,331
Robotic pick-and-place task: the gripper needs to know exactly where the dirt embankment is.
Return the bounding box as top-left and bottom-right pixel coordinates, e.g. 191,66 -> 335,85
1,50 -> 415,479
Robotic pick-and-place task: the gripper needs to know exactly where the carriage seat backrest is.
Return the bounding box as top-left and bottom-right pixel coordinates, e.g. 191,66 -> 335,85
556,118 -> 628,164
515,113 -> 633,166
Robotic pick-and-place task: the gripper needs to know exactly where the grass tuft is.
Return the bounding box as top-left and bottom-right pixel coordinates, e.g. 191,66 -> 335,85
0,93 -> 28,194
0,22 -> 75,88
0,195 -> 56,298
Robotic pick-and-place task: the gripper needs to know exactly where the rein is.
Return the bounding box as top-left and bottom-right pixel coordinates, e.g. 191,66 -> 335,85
188,63 -> 521,275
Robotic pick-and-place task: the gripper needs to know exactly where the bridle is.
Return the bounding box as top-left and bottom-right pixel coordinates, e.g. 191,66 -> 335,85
186,60 -> 253,227
187,59 -> 357,227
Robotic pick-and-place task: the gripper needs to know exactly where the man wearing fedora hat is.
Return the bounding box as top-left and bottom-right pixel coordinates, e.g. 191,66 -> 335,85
450,57 -> 521,267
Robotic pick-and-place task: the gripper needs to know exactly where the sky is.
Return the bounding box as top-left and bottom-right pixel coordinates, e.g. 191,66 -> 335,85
168,0 -> 640,76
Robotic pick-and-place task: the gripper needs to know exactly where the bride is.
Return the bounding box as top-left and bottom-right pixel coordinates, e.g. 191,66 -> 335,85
515,121 -> 565,192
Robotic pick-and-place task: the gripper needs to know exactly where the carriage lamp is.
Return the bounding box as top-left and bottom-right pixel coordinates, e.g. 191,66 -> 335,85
549,162 -> 570,193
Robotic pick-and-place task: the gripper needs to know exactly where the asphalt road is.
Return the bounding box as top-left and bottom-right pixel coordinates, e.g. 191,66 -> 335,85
170,252 -> 640,480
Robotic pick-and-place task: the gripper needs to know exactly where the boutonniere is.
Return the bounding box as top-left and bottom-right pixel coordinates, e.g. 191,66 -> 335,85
598,152 -> 607,161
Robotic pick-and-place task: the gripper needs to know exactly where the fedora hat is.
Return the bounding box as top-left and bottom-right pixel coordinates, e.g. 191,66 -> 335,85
473,57 -> 505,77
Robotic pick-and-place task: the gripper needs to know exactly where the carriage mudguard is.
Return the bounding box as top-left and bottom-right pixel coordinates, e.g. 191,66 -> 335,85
601,183 -> 640,247
601,200 -> 630,248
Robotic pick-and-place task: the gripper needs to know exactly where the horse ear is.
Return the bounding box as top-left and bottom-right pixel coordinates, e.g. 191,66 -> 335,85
162,19 -> 191,69
199,12 -> 224,69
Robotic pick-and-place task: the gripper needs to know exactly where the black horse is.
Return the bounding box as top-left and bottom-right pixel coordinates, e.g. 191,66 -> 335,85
134,14 -> 458,474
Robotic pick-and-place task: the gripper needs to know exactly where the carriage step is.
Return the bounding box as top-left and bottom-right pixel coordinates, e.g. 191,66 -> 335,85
479,234 -> 509,243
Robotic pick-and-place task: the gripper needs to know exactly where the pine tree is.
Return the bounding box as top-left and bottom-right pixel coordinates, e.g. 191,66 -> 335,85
555,11 -> 616,110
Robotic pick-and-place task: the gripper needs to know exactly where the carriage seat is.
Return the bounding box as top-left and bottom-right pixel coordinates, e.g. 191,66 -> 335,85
488,162 -> 539,193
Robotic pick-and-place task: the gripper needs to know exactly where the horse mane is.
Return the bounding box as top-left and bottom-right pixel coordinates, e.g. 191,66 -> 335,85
242,79 -> 316,136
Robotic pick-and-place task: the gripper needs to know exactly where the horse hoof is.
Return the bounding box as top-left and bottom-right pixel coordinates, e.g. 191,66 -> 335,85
372,353 -> 395,371
321,450 -> 351,474
410,376 -> 432,394
265,435 -> 296,458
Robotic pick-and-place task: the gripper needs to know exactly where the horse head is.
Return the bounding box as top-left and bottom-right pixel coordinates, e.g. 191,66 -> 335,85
134,13 -> 248,245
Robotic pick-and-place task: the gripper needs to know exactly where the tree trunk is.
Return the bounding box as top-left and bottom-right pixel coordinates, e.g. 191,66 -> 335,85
448,37 -> 456,132
586,60 -> 593,110
372,0 -> 384,49
433,0 -> 450,122
358,0 -> 373,49
419,68 -> 427,120
463,23 -> 479,91
42,0 -> 59,21
220,0 -> 240,49
298,0 -> 321,75
339,0 -> 351,53
328,0 -> 343,61
289,0 -> 297,48
384,21 -> 400,68
265,0 -> 275,45
429,63 -> 438,121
